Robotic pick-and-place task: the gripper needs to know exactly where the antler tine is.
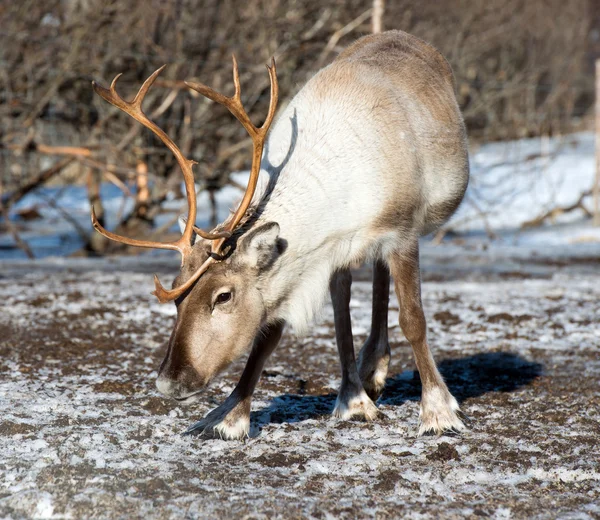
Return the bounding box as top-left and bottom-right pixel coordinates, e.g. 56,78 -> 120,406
185,55 -> 257,138
131,66 -> 165,109
231,54 -> 242,101
152,256 -> 217,303
220,57 -> 279,235
262,58 -> 278,131
93,66 -> 165,113
91,206 -> 180,252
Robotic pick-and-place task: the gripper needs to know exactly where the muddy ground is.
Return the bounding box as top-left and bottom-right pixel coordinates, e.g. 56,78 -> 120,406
0,246 -> 599,519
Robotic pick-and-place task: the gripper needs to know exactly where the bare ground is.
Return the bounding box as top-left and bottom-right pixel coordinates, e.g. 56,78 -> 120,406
0,247 -> 599,519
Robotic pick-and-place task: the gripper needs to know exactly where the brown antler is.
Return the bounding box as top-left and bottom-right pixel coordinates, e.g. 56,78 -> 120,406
90,57 -> 278,303
91,67 -> 227,252
186,55 -> 278,236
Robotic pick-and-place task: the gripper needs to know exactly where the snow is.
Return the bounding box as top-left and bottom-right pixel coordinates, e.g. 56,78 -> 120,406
1,248 -> 599,517
452,132 -> 596,236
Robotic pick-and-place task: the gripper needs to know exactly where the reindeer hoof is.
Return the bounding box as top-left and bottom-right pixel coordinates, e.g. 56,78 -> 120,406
184,400 -> 251,440
333,388 -> 381,421
185,415 -> 250,440
418,388 -> 466,436
361,377 -> 386,402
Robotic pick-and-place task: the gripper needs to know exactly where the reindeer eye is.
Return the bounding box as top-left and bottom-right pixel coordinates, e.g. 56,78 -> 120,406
215,292 -> 232,305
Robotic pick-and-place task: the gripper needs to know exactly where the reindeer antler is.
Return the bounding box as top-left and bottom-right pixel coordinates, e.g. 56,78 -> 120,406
186,55 -> 278,236
90,57 -> 278,303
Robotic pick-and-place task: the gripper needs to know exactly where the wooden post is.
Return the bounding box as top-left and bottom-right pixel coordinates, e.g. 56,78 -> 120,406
135,160 -> 149,220
595,59 -> 600,226
87,167 -> 103,227
372,0 -> 385,34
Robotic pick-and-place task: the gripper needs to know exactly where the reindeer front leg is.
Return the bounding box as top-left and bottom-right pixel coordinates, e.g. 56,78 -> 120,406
185,322 -> 284,440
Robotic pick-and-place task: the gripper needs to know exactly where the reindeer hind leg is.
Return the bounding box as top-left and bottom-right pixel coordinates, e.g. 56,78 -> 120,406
387,244 -> 465,435
357,259 -> 391,401
329,268 -> 379,421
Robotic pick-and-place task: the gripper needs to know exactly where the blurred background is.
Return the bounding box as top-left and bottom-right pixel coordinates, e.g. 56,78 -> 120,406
1,0 -> 599,259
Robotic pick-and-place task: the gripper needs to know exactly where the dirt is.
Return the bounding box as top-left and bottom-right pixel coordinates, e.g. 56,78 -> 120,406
0,252 -> 599,519
426,441 -> 461,462
433,310 -> 462,326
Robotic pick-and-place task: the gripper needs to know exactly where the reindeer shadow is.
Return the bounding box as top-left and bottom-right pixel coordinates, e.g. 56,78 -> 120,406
250,352 -> 542,432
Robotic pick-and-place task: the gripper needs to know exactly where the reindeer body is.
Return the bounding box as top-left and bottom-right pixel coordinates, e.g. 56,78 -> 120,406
253,31 -> 468,332
92,30 -> 469,440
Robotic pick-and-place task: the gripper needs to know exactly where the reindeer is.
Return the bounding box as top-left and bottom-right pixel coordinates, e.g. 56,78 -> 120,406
90,30 -> 469,440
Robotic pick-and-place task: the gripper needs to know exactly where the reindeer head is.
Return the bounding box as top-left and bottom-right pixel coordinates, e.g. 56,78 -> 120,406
90,57 -> 279,401
156,221 -> 282,401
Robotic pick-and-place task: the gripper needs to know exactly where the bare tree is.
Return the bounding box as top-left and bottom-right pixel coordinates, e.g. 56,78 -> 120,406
0,0 -> 595,254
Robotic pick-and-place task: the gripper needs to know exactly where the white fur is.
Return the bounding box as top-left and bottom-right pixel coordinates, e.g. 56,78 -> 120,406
212,416 -> 250,441
333,388 -> 379,421
247,49 -> 467,333
155,376 -> 173,396
370,366 -> 388,396
186,396 -> 250,440
247,74 -> 394,333
418,386 -> 465,436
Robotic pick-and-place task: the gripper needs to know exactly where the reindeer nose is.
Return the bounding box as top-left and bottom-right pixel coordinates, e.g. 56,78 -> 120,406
155,375 -> 176,397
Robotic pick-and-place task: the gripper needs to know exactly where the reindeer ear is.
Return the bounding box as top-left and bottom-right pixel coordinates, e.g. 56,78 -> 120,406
178,215 -> 198,246
239,222 -> 282,270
